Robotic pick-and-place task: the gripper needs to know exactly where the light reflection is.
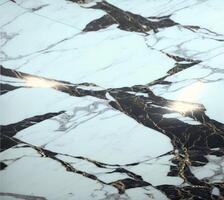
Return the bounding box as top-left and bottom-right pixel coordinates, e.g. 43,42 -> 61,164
170,102 -> 202,113
24,76 -> 62,88
170,81 -> 204,113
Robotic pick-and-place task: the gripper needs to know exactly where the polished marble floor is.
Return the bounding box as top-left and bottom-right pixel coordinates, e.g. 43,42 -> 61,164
0,0 -> 224,199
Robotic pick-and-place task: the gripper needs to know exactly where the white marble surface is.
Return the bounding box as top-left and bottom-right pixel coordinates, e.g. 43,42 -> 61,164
1,0 -> 224,199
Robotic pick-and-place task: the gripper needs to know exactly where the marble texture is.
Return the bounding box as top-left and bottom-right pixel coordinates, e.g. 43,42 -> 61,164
0,0 -> 224,199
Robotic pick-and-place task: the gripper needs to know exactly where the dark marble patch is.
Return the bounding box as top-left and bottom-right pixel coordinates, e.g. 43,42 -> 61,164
156,185 -> 221,200
67,0 -> 87,4
83,1 -> 177,33
83,14 -> 116,32
0,162 -> 7,170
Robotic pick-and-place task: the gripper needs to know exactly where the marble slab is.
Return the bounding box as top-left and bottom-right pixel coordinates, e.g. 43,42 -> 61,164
0,0 -> 224,199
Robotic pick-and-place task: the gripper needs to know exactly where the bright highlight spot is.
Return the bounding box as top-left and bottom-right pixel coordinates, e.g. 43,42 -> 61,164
24,76 -> 62,88
170,102 -> 201,113
170,81 -> 204,113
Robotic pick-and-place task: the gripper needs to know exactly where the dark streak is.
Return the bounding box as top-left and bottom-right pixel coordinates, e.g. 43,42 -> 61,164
0,83 -> 22,95
0,192 -> 47,200
0,111 -> 64,152
83,14 -> 116,32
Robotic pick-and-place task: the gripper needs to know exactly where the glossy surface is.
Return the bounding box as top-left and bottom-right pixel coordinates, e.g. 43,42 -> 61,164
0,0 -> 224,199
